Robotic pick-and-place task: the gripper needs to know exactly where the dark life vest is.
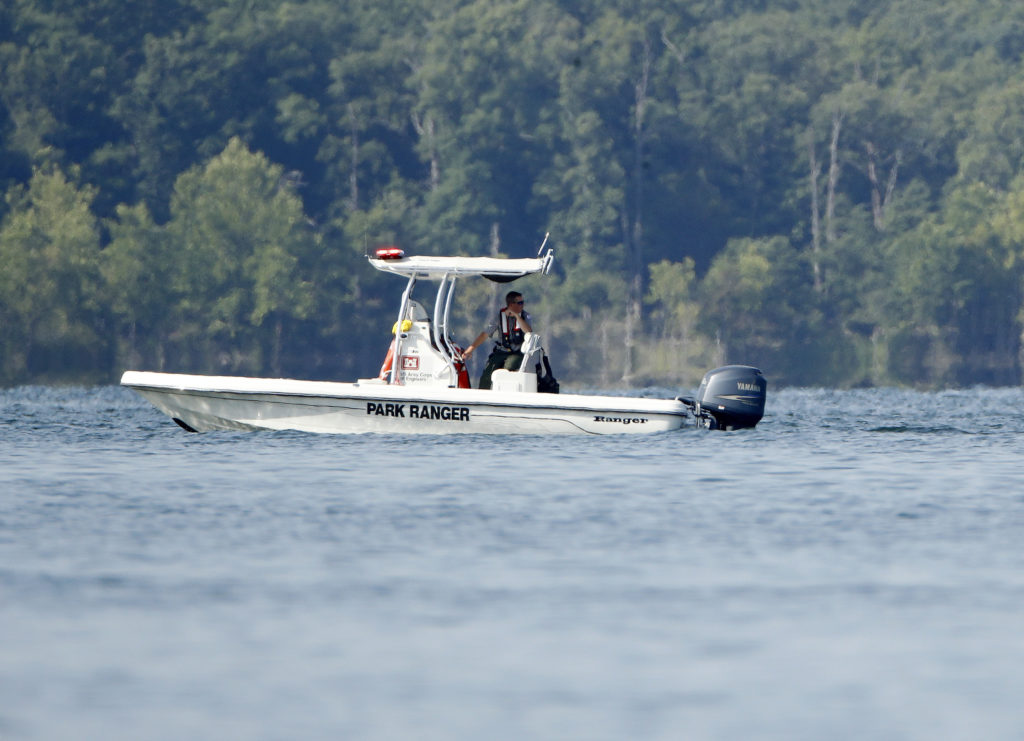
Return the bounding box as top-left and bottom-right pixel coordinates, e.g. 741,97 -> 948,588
496,308 -> 528,352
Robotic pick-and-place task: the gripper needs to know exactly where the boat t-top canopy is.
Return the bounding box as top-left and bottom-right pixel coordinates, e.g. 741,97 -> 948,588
368,252 -> 554,282
366,237 -> 554,386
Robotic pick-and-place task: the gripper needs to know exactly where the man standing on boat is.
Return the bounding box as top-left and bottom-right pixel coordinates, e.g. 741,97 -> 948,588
461,291 -> 532,389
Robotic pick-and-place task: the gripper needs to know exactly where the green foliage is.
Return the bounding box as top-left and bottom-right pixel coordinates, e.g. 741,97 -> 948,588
162,138 -> 317,373
0,167 -> 104,381
639,258 -> 710,384
700,237 -> 819,381
3,0 -> 1024,388
646,258 -> 698,338
101,201 -> 174,369
956,80 -> 1024,189
880,182 -> 1020,386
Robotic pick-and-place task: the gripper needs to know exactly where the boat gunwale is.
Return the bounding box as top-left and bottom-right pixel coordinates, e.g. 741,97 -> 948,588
122,375 -> 691,419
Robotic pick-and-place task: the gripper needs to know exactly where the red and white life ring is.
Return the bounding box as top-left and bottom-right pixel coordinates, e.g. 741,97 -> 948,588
378,341 -> 395,379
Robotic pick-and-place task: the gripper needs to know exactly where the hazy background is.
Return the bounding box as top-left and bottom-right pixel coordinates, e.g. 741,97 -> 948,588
3,0 -> 1024,389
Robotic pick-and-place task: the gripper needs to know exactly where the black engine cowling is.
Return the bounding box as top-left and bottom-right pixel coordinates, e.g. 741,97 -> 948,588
689,365 -> 766,430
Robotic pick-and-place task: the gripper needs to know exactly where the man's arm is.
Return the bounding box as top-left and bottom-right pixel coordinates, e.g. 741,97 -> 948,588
513,311 -> 532,333
462,331 -> 490,359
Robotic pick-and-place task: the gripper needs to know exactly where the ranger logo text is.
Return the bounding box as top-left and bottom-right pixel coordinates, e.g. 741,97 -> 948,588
367,402 -> 469,421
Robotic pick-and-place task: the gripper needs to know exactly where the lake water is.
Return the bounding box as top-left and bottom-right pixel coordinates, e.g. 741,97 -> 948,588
2,385 -> 1023,740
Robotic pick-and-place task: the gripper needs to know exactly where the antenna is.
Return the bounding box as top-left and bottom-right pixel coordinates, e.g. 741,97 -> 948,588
536,232 -> 550,257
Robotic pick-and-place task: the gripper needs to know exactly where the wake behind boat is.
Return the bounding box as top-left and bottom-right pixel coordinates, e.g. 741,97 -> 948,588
121,241 -> 766,435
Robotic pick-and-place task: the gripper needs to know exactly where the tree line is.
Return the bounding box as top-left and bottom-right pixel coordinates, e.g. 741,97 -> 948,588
3,0 -> 1024,388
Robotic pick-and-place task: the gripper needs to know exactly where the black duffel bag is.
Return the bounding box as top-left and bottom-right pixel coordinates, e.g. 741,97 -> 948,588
535,354 -> 559,394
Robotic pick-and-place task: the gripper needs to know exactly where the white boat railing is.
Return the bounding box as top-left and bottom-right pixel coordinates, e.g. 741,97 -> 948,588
432,272 -> 460,387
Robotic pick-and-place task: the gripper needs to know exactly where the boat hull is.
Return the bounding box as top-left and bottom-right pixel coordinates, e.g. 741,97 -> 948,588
122,371 -> 692,435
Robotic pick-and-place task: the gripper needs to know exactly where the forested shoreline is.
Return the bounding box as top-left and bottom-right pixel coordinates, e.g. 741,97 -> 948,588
3,0 -> 1024,388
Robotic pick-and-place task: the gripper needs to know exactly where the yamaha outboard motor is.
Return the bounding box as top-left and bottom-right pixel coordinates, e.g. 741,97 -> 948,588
679,365 -> 766,430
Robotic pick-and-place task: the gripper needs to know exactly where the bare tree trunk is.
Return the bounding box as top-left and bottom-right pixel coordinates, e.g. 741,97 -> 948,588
884,150 -> 901,214
489,222 -> 501,255
600,321 -> 611,388
411,112 -> 440,190
622,278 -> 640,384
272,317 -> 283,377
825,109 -> 843,244
347,103 -> 360,210
865,141 -> 882,230
713,331 -> 725,369
128,319 -> 138,367
864,141 -> 902,231
808,134 -> 823,292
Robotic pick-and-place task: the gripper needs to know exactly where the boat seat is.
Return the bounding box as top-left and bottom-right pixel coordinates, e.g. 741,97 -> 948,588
491,333 -> 545,393
405,300 -> 429,322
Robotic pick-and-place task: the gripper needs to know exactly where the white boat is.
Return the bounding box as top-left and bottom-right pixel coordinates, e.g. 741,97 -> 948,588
121,243 -> 766,435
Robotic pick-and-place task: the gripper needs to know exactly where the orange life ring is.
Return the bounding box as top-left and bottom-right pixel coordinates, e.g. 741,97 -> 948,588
378,340 -> 395,379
